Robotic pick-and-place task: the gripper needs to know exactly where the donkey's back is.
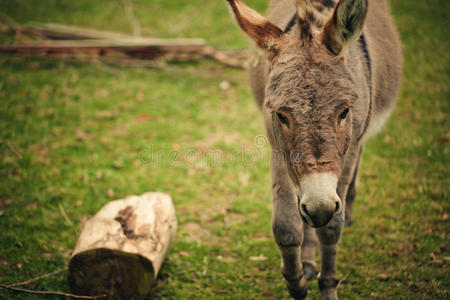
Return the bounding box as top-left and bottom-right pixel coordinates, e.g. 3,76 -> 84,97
360,0 -> 402,139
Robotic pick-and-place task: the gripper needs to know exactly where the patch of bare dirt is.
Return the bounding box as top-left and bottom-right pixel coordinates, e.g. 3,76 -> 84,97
180,222 -> 211,244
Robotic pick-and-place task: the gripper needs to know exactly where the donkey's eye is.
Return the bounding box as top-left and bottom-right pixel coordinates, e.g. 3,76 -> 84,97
339,108 -> 349,121
277,112 -> 290,128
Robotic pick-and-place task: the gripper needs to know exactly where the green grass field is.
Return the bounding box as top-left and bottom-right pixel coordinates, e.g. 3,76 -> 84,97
0,0 -> 448,299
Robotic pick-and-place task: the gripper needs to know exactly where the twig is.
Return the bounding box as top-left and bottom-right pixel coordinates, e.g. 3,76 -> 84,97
5,140 -> 22,160
0,12 -> 32,43
7,269 -> 66,287
0,284 -> 107,299
58,202 -> 74,226
202,46 -> 248,69
23,22 -> 134,40
0,12 -> 21,33
122,0 -> 142,37
93,60 -> 122,75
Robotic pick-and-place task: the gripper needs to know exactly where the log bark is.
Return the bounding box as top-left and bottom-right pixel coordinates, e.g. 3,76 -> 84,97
68,192 -> 177,300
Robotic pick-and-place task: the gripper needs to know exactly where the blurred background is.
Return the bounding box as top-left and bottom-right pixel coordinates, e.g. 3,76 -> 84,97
0,0 -> 448,299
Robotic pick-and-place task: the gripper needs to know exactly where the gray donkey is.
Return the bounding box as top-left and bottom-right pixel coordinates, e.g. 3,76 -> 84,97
226,0 -> 402,299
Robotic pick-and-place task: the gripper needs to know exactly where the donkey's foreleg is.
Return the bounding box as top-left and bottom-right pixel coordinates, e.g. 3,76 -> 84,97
316,144 -> 359,300
316,215 -> 344,300
272,185 -> 307,299
271,159 -> 307,299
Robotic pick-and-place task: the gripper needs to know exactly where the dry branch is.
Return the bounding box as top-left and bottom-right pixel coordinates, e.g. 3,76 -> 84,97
0,39 -> 247,69
7,269 -> 65,287
21,22 -> 133,40
2,140 -> 22,160
122,0 -> 142,37
0,12 -> 21,32
0,18 -> 248,69
0,12 -> 32,43
0,284 -> 107,299
0,268 -> 103,299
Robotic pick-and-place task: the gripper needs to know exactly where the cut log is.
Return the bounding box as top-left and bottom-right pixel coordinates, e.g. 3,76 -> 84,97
68,192 -> 177,299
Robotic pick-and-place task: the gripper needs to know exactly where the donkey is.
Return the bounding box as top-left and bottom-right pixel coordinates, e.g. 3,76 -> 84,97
226,0 -> 402,298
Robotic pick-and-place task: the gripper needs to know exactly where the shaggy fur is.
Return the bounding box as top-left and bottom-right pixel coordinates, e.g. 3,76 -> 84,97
227,0 -> 402,299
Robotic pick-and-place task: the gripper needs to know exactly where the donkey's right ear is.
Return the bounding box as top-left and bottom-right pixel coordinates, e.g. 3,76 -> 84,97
226,0 -> 286,59
321,0 -> 368,58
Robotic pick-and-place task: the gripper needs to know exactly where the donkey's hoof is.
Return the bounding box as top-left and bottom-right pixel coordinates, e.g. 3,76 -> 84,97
318,277 -> 339,300
303,262 -> 316,281
288,287 -> 307,300
320,288 -> 338,300
283,272 -> 308,300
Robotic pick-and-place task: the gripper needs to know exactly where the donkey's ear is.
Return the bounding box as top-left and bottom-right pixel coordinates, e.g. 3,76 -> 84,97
321,0 -> 368,57
226,0 -> 286,58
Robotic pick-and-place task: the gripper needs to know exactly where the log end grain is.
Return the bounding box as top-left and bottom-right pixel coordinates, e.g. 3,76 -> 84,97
68,192 -> 176,299
68,248 -> 154,299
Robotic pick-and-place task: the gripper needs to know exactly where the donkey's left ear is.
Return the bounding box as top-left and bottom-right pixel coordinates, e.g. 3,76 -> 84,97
226,0 -> 286,59
321,0 -> 368,57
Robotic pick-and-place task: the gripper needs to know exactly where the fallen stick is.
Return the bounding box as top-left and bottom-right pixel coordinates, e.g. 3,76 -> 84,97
7,269 -> 65,287
21,22 -> 134,40
0,15 -> 248,69
3,140 -> 22,160
202,46 -> 248,69
0,284 -> 106,299
0,37 -> 205,52
0,12 -> 21,32
0,13 -> 33,43
122,0 -> 142,37
0,39 -> 247,69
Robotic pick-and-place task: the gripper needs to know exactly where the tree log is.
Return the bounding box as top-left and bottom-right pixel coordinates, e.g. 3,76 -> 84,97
21,22 -> 135,40
68,192 -> 177,299
0,18 -> 248,69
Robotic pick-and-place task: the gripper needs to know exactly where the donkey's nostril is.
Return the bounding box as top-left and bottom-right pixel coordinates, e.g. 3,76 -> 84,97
301,204 -> 309,216
335,201 -> 341,213
305,162 -> 316,169
300,214 -> 309,224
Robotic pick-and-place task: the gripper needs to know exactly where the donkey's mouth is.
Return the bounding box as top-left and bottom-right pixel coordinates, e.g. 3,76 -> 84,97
297,194 -> 339,228
296,172 -> 342,228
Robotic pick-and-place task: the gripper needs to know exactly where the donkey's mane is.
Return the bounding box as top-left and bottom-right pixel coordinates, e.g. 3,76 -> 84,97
297,0 -> 337,33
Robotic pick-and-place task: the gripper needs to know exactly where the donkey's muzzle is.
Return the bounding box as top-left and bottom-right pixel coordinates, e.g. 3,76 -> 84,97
298,172 -> 342,228
299,196 -> 341,228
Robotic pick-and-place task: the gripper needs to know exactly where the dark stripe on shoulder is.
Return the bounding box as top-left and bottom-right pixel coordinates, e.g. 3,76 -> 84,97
358,33 -> 371,75
357,33 -> 373,142
284,13 -> 298,33
313,0 -> 336,8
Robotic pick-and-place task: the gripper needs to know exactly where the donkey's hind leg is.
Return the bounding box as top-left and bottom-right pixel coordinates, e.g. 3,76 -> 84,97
316,216 -> 344,300
301,224 -> 319,280
345,147 -> 363,226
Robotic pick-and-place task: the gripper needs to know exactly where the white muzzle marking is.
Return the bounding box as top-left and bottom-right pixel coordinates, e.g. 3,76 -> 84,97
298,172 -> 342,228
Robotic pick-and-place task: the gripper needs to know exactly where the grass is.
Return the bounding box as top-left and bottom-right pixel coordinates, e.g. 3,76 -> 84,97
0,0 -> 448,299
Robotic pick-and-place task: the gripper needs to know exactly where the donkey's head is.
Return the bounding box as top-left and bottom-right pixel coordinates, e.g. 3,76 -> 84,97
227,0 -> 368,227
